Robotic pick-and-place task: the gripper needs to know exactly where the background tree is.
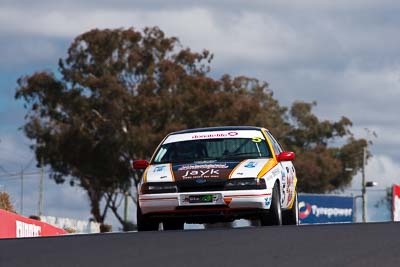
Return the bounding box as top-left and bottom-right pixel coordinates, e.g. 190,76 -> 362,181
282,101 -> 368,192
0,192 -> 15,212
15,26 -> 368,229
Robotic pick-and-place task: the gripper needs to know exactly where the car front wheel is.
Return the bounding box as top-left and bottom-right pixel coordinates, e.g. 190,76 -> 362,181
260,183 -> 282,226
137,207 -> 159,231
282,192 -> 299,225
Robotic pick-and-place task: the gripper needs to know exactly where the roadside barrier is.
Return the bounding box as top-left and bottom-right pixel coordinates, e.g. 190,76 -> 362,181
0,209 -> 67,238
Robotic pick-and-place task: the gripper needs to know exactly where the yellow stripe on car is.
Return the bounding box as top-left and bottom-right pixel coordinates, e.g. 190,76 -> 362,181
261,128 -> 278,161
257,158 -> 278,178
287,176 -> 298,209
143,166 -> 150,183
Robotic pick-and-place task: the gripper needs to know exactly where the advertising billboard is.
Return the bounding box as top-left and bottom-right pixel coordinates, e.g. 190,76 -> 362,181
392,184 -> 400,222
298,194 -> 354,224
0,209 -> 67,238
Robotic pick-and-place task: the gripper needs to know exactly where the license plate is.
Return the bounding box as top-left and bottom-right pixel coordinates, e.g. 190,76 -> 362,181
180,193 -> 223,206
189,194 -> 213,203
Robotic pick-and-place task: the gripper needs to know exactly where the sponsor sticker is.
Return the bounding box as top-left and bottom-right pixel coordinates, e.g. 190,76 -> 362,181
191,132 -> 238,139
244,161 -> 258,168
272,169 -> 280,176
195,178 -> 207,184
154,166 -> 166,172
182,169 -> 220,179
173,162 -> 238,180
178,164 -> 229,171
281,170 -> 286,182
265,197 -> 272,206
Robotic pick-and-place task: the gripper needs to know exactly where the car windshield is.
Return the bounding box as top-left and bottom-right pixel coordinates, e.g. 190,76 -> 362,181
153,138 -> 272,163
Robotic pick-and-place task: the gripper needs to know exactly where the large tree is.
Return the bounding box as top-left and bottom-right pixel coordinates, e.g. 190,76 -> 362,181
15,27 -> 367,229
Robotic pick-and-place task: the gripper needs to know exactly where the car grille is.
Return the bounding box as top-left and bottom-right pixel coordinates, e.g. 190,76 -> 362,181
177,179 -> 226,192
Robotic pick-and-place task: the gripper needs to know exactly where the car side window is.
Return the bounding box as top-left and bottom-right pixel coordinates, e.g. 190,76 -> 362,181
266,131 -> 283,155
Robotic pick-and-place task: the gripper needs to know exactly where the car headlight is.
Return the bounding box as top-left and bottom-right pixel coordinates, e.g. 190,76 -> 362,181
140,182 -> 178,194
224,178 -> 266,190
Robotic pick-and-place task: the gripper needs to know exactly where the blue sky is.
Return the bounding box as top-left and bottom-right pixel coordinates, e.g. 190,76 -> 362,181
1,0 -> 399,228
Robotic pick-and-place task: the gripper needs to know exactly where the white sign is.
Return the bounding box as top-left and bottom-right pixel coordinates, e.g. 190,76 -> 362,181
164,130 -> 265,144
16,220 -> 41,238
394,196 -> 400,221
393,185 -> 400,222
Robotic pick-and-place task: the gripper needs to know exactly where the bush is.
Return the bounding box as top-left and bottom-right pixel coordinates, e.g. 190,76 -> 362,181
0,192 -> 15,212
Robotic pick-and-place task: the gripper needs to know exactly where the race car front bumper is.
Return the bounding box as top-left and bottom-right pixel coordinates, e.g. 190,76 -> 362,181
138,188 -> 273,223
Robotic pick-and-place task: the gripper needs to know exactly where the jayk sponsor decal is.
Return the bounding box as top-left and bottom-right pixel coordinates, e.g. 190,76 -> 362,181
172,162 -> 239,180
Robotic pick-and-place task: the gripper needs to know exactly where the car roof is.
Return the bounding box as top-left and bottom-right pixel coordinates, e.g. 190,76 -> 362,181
170,126 -> 266,135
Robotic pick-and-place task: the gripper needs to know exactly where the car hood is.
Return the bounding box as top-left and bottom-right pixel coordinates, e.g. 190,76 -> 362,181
145,158 -> 275,182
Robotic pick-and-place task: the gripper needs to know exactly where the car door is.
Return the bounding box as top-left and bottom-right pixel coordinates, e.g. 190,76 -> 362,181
265,131 -> 295,209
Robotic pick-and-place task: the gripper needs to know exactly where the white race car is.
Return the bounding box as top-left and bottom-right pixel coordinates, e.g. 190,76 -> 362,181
134,126 -> 298,231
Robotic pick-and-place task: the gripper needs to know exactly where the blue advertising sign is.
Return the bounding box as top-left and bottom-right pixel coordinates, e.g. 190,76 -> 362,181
298,194 -> 354,224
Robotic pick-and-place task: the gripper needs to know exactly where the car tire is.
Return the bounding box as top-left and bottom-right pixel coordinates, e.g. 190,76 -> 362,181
282,192 -> 299,225
163,220 -> 184,231
137,206 -> 159,231
260,183 -> 282,226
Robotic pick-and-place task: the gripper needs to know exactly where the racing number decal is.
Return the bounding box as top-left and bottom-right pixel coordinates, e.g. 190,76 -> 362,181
252,137 -> 262,143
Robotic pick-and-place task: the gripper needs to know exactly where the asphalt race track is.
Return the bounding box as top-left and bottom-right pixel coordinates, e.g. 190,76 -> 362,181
0,222 -> 399,267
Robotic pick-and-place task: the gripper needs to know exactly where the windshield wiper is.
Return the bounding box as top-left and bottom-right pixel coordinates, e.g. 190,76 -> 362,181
218,152 -> 261,160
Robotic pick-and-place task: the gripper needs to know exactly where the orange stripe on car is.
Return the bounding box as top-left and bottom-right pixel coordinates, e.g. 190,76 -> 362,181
228,160 -> 246,179
169,163 -> 175,181
143,166 -> 150,183
257,158 -> 278,178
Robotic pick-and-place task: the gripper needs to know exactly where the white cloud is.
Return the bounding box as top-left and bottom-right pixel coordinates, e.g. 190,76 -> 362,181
350,154 -> 400,189
365,154 -> 400,187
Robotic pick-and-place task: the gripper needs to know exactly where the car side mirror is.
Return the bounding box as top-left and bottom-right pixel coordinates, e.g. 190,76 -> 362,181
277,151 -> 295,162
132,160 -> 149,170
